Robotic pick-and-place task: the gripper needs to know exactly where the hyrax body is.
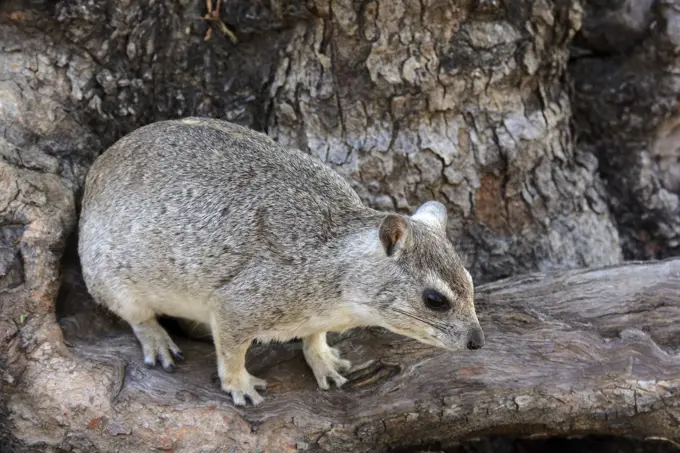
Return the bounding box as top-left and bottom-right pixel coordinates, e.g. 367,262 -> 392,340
79,117 -> 484,406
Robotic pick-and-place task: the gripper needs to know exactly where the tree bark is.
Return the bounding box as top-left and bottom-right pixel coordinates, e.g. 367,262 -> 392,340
267,0 -> 623,282
4,258 -> 680,452
570,0 -> 680,262
1,0 -> 679,451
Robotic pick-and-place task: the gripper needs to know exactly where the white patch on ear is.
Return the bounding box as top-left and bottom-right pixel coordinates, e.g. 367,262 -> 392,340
464,268 -> 474,287
412,201 -> 447,232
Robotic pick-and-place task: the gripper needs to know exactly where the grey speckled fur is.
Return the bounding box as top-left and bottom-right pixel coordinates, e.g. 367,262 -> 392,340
78,117 -> 484,406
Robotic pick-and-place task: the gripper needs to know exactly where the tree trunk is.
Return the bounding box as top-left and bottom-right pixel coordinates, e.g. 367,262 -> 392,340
266,0 -> 623,282
1,0 -> 679,451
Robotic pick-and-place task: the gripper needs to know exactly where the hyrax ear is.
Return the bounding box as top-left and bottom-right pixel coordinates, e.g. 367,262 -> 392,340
412,200 -> 447,233
379,214 -> 411,257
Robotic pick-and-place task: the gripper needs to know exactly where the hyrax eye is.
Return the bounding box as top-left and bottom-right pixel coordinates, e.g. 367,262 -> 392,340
422,289 -> 451,311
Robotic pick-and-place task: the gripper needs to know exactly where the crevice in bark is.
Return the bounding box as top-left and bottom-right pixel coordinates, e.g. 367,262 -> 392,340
390,435 -> 680,453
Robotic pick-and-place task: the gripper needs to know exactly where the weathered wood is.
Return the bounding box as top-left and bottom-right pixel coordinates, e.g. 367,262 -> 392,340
7,258 -> 679,452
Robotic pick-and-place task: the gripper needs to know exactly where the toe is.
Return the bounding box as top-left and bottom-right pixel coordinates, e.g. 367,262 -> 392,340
315,373 -> 330,390
140,340 -> 158,368
248,391 -> 264,406
230,391 -> 246,406
336,358 -> 352,372
142,348 -> 157,368
312,369 -> 330,390
157,349 -> 175,371
166,337 -> 182,357
329,371 -> 348,388
252,377 -> 267,389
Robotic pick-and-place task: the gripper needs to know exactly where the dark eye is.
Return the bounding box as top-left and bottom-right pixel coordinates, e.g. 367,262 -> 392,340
422,289 -> 451,311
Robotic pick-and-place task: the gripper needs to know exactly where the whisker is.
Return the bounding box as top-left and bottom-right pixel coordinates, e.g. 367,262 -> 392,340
392,307 -> 450,331
188,321 -> 212,338
390,308 -> 449,334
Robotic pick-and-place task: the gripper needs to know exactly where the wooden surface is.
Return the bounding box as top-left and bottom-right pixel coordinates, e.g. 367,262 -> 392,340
10,258 -> 680,452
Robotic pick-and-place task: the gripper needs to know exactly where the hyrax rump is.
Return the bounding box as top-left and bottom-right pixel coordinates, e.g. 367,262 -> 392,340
78,117 -> 484,406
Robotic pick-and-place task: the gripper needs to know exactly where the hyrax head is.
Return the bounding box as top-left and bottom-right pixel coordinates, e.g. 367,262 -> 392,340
366,201 -> 484,352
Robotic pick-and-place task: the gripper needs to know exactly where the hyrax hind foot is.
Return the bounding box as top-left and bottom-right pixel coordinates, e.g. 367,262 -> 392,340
131,319 -> 183,372
211,323 -> 268,406
303,332 -> 352,390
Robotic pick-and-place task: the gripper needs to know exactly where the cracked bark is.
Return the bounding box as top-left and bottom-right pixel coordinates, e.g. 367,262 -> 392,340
269,0 -> 623,282
0,0 -> 678,451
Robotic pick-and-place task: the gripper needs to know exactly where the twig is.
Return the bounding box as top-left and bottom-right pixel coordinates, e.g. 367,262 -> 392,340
201,0 -> 238,44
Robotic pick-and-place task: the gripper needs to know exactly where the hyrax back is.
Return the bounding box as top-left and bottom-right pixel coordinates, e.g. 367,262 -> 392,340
79,117 -> 484,406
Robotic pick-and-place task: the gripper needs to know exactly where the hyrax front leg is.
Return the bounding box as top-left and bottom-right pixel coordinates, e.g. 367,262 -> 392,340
210,315 -> 266,406
303,332 -> 351,390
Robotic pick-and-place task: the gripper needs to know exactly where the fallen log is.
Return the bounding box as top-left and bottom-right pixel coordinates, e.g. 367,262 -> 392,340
6,258 -> 680,452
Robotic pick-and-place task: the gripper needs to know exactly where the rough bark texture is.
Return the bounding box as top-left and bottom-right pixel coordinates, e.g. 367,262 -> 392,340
10,258 -> 680,452
0,0 -> 679,451
570,0 -> 680,261
267,0 -> 622,281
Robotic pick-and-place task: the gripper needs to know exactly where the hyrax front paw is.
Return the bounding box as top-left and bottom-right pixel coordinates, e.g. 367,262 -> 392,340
131,321 -> 183,372
303,343 -> 352,390
221,372 -> 267,406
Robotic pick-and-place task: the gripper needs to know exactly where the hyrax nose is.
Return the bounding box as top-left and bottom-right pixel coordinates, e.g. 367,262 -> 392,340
466,328 -> 485,350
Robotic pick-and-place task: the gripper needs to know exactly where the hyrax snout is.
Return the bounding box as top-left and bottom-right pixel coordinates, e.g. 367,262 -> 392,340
78,117 -> 484,406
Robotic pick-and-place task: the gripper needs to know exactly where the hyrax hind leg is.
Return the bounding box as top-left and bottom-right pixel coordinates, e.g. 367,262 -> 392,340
100,288 -> 183,371
303,332 -> 351,390
210,312 -> 266,406
131,319 -> 183,371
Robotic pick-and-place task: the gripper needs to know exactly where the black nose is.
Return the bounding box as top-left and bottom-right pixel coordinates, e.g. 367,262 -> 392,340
466,329 -> 485,350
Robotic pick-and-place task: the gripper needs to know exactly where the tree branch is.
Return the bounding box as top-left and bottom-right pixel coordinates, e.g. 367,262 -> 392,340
8,259 -> 680,452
